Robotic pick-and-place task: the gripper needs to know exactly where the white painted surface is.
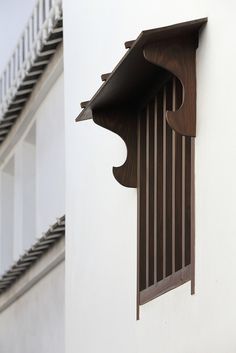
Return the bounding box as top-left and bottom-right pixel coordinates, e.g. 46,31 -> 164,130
1,71 -> 65,263
36,73 -> 65,234
0,7 -> 65,352
22,125 -> 36,251
13,128 -> 36,260
0,261 -> 65,353
0,157 -> 14,274
14,142 -> 24,259
64,1 -> 236,352
21,140 -> 36,250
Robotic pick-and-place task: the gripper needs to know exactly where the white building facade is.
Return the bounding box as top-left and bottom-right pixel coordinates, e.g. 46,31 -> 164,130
1,0 -> 236,353
0,1 -> 65,352
64,0 -> 236,353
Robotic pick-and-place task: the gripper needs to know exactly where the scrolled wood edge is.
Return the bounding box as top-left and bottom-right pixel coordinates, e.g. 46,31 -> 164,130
93,108 -> 137,188
143,36 -> 197,137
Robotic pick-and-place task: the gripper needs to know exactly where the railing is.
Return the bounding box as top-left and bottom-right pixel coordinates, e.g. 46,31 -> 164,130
0,215 -> 65,294
0,0 -> 63,143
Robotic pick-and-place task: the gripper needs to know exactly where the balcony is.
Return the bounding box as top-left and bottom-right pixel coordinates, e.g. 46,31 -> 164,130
0,0 -> 63,145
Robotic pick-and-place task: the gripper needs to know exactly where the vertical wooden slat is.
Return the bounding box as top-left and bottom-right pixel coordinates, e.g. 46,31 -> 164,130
190,138 -> 195,294
153,97 -> 158,283
157,91 -> 164,281
179,78 -> 185,269
182,136 -> 186,268
145,105 -> 150,288
172,78 -> 176,274
162,87 -> 167,279
175,78 -> 183,271
148,100 -> 155,286
185,137 -> 191,266
138,73 -> 193,301
165,79 -> 173,277
137,113 -> 141,319
174,138 -> 182,272
139,109 -> 147,291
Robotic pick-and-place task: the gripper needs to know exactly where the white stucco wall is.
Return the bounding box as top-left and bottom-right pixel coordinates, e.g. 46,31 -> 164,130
36,73 -> 65,234
0,69 -> 65,264
0,66 -> 65,352
64,1 -> 236,352
14,133 -> 36,259
0,157 -> 14,274
0,261 -> 65,353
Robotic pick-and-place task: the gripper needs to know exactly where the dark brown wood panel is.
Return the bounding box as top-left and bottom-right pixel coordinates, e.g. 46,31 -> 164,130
148,100 -> 155,287
75,20 -> 205,315
140,264 -> 191,305
139,109 -> 147,291
165,81 -> 173,277
156,92 -> 164,282
138,75 -> 193,301
185,137 -> 192,266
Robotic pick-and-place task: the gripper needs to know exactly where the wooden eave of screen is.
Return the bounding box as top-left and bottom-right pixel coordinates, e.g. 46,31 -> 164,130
76,18 -> 207,138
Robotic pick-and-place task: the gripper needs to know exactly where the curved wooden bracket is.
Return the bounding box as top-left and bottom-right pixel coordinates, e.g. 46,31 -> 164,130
93,108 -> 137,188
143,36 -> 197,137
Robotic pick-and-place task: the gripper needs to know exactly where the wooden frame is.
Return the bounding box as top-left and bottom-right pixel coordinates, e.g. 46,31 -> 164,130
136,77 -> 195,315
76,18 -> 207,319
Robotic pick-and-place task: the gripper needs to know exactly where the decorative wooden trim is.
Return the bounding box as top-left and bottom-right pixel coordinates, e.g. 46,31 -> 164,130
93,109 -> 137,187
80,101 -> 90,109
143,35 -> 197,137
191,139 -> 195,294
76,20 -> 207,188
140,264 -> 191,305
76,18 -> 207,124
101,73 -> 111,82
125,40 -> 135,49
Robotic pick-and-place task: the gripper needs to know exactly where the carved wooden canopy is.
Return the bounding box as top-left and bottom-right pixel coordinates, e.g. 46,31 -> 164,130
76,18 -> 207,188
76,19 -> 207,318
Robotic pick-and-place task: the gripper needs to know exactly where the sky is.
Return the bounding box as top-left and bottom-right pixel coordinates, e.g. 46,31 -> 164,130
0,0 -> 36,75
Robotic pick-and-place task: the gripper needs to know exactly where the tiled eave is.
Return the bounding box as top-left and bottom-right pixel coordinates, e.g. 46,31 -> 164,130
0,215 -> 65,294
0,1 -> 63,145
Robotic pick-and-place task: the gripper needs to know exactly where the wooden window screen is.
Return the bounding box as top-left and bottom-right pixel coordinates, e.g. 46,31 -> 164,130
138,76 -> 194,305
76,19 -> 207,318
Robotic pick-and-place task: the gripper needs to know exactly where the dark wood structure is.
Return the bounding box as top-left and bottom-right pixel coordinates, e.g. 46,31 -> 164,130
76,18 -> 207,318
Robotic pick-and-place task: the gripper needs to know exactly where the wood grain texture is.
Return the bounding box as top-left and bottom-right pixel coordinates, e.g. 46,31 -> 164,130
101,73 -> 111,81
143,36 -> 197,137
138,77 -> 194,305
140,264 -> 191,304
93,108 -> 137,188
125,40 -> 135,49
76,18 -> 207,122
